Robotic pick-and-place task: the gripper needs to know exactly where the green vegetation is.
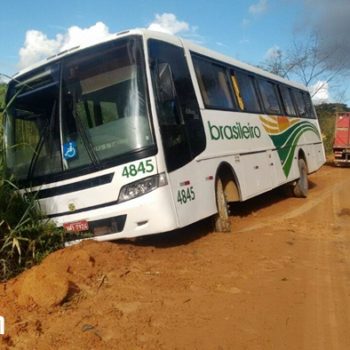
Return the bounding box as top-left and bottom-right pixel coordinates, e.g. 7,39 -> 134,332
315,103 -> 350,154
0,178 -> 67,281
0,82 -> 70,281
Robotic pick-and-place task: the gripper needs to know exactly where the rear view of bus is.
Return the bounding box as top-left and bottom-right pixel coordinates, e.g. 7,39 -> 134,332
4,32 -> 177,241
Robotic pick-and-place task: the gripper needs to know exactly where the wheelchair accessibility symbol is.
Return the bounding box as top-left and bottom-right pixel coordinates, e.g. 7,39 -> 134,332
63,141 -> 77,160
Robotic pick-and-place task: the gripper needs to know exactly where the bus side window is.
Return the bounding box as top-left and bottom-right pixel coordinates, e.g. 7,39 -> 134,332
292,89 -> 307,118
303,92 -> 316,119
192,56 -> 236,110
154,62 -> 180,126
258,79 -> 282,115
279,85 -> 297,116
234,71 -> 261,113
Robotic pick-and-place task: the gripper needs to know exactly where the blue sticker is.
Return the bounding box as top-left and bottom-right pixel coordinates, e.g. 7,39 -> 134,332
63,141 -> 77,160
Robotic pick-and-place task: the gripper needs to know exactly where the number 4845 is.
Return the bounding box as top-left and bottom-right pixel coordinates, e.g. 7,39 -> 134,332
177,186 -> 195,205
122,160 -> 154,178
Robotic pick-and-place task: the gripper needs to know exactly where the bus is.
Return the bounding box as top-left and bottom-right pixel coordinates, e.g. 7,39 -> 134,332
3,29 -> 325,241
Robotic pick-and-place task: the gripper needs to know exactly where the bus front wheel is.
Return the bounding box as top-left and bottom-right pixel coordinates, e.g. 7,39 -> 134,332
214,178 -> 231,232
293,158 -> 308,198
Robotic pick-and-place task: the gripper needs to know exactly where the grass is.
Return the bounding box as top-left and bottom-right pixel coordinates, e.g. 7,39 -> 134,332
0,160 -> 67,281
0,147 -> 95,281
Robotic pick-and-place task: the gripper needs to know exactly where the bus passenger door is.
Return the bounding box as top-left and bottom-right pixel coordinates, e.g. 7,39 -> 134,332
149,39 -> 207,227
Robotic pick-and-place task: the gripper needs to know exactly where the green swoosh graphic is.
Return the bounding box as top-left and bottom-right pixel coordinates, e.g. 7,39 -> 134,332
268,121 -> 320,177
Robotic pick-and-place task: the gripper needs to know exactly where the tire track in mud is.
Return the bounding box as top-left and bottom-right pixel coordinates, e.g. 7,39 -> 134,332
235,172 -> 350,234
233,167 -> 350,349
301,170 -> 350,349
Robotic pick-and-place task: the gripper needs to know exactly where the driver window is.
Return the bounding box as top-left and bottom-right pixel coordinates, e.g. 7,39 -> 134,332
148,39 -> 206,171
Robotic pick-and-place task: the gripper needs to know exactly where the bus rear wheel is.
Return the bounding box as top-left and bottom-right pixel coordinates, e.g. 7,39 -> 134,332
293,158 -> 308,198
214,178 -> 231,232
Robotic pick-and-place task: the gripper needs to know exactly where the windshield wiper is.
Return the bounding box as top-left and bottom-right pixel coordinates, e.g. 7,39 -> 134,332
28,100 -> 57,179
71,98 -> 100,167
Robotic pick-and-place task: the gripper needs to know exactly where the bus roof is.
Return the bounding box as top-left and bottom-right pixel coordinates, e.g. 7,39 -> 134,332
12,28 -> 308,92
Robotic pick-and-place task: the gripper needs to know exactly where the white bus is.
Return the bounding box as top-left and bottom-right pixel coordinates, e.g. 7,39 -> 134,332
4,29 -> 325,240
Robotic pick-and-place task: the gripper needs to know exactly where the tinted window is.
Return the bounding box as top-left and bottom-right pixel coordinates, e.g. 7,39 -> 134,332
234,71 -> 261,113
279,86 -> 297,116
303,92 -> 316,119
149,40 -> 206,171
192,56 -> 235,110
292,90 -> 307,118
61,37 -> 153,170
258,79 -> 282,115
5,37 -> 155,182
5,64 -> 62,180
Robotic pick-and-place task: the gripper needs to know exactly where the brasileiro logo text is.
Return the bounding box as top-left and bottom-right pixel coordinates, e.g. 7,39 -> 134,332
208,121 -> 261,141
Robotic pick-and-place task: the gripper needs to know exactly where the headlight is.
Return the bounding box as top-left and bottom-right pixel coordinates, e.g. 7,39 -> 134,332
118,173 -> 168,203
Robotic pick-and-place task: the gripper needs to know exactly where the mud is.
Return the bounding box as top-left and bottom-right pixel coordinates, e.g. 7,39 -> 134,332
1,164 -> 350,349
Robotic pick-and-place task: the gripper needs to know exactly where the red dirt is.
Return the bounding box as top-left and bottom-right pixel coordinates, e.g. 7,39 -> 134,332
1,164 -> 350,349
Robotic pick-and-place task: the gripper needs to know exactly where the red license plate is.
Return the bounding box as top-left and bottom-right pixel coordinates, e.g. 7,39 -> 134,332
63,220 -> 89,232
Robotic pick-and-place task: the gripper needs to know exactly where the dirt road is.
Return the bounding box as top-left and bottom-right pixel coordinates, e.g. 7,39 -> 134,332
1,164 -> 350,349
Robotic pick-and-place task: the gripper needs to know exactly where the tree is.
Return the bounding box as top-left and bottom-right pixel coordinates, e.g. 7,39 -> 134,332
261,33 -> 350,101
261,34 -> 350,154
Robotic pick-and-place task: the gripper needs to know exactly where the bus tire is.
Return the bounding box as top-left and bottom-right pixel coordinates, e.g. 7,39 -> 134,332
293,158 -> 308,198
214,178 -> 231,232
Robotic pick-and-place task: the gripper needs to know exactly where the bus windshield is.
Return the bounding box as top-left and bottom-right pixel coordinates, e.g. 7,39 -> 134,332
5,36 -> 154,182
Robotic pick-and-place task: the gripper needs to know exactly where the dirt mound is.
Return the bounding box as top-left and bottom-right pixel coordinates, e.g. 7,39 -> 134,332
17,269 -> 70,308
11,240 -> 129,308
0,240 -> 135,348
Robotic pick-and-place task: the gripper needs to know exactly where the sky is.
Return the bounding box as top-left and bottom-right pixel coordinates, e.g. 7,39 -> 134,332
0,0 -> 349,104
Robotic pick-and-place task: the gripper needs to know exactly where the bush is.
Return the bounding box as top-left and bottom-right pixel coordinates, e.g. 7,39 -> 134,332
0,167 -> 67,281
